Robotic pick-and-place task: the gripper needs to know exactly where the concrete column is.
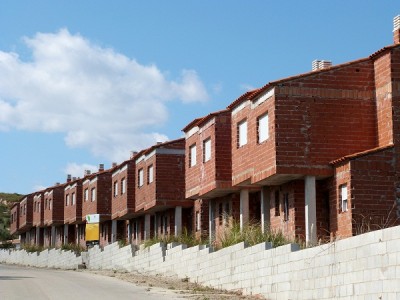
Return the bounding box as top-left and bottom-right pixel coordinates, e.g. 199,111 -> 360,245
75,225 -> 79,244
174,206 -> 182,236
305,176 -> 317,246
111,220 -> 117,243
240,189 -> 250,230
261,187 -> 271,233
64,224 -> 68,244
144,214 -> 151,240
127,220 -> 132,244
51,226 -> 56,247
209,199 -> 215,246
153,214 -> 158,238
36,227 -> 41,245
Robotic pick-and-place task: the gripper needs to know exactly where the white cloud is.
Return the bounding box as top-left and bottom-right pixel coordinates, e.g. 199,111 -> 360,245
0,29 -> 209,162
240,83 -> 257,91
64,163 -> 98,179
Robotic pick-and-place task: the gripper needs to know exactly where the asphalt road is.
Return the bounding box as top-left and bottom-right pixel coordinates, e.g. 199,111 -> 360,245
0,264 -> 182,300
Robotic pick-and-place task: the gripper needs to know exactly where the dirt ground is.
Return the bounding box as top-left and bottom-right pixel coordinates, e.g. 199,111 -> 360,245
83,269 -> 266,300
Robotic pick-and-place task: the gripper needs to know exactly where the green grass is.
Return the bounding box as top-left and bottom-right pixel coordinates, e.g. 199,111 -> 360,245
216,220 -> 292,250
143,228 -> 205,248
61,243 -> 86,254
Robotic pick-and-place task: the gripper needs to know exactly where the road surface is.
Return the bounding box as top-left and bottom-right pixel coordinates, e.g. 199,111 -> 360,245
0,264 -> 183,300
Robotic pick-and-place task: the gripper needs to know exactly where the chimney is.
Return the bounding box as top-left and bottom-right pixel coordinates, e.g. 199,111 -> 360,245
84,170 -> 91,176
130,151 -> 138,158
394,15 -> 400,44
67,174 -> 72,183
312,59 -> 332,71
157,141 -> 163,145
112,162 -> 117,168
72,177 -> 77,181
99,164 -> 104,171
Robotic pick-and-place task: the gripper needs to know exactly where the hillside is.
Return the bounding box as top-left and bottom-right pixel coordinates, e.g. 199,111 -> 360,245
0,192 -> 23,241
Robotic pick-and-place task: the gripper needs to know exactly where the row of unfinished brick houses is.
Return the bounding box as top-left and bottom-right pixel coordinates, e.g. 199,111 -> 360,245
9,16 -> 400,248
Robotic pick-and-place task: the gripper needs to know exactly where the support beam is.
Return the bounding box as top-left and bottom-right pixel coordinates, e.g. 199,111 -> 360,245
154,214 -> 158,238
209,199 -> 215,246
64,224 -> 68,244
144,214 -> 151,240
174,206 -> 182,236
261,187 -> 271,233
127,220 -> 131,244
36,227 -> 41,246
305,176 -> 317,246
51,226 -> 56,247
240,189 -> 249,230
111,220 -> 117,243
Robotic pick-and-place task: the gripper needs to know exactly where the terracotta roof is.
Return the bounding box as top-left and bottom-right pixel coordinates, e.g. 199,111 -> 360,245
197,109 -> 229,127
330,144 -> 394,165
141,138 -> 185,156
226,89 -> 260,110
369,44 -> 400,59
182,117 -> 205,132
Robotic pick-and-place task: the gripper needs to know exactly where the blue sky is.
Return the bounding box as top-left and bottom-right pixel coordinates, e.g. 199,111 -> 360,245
0,1 -> 399,194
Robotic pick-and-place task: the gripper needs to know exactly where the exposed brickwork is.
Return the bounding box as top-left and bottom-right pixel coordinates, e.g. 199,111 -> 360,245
43,185 -> 65,226
184,111 -> 234,198
18,195 -> 33,232
10,203 -> 20,235
64,179 -> 83,224
82,170 -> 112,220
32,192 -> 44,227
111,159 -> 136,219
135,139 -> 192,213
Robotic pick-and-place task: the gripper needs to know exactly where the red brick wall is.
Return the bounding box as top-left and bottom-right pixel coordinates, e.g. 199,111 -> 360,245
10,203 -> 19,235
135,154 -> 157,211
193,199 -> 209,238
248,96 -> 276,184
43,186 -> 64,226
231,103 -> 253,186
185,130 -> 201,198
375,52 -> 393,146
136,140 -> 188,212
64,180 -> 83,224
268,180 -> 329,242
111,160 -> 136,219
330,162 -> 352,238
350,148 -> 398,235
274,60 -> 376,176
32,193 -> 44,227
18,195 -> 33,231
82,172 -> 112,220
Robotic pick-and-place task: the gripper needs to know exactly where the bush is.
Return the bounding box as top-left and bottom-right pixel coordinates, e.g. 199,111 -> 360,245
60,243 -> 86,254
143,228 -> 205,248
217,220 -> 291,250
22,244 -> 45,253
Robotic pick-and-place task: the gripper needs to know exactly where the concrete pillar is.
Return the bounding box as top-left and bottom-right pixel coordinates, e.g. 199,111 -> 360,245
36,227 -> 41,246
209,199 -> 215,246
261,187 -> 271,233
305,176 -> 317,246
127,220 -> 132,244
111,220 -> 117,243
51,226 -> 56,247
174,206 -> 182,236
144,214 -> 151,240
240,189 -> 250,230
64,224 -> 68,244
75,225 -> 79,244
136,220 -> 141,244
153,214 -> 158,238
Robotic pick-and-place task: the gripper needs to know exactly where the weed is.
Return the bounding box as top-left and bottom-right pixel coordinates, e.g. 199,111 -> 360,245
60,243 -> 86,254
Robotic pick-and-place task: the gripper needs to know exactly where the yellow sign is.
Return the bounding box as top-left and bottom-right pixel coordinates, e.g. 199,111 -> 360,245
85,223 -> 99,241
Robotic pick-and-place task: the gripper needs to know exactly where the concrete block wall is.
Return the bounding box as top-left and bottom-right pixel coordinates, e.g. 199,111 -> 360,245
0,248 -> 82,269
3,225 -> 400,299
